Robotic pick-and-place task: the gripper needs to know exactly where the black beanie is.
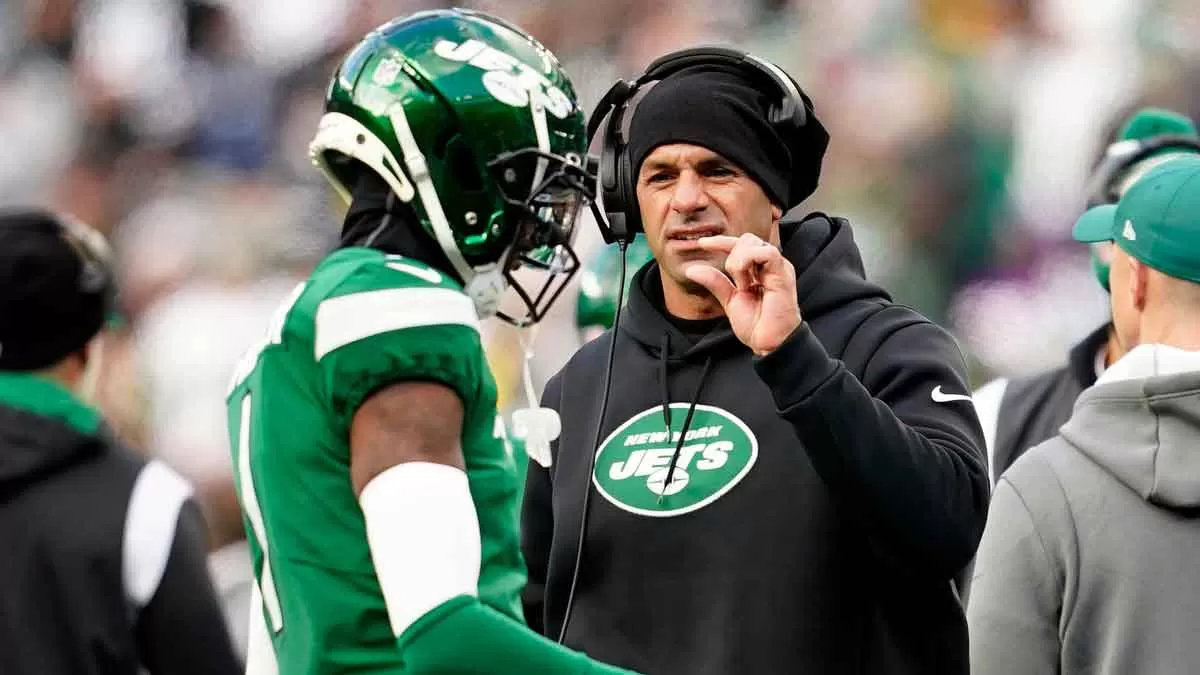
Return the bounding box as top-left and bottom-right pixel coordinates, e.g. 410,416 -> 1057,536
627,64 -> 829,210
0,210 -> 111,371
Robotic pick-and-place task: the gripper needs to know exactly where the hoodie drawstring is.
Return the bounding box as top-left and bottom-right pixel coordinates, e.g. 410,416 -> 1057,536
657,332 -> 714,504
659,334 -> 672,430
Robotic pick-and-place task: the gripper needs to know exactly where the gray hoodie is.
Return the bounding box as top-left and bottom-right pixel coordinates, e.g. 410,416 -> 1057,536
968,344 -> 1200,675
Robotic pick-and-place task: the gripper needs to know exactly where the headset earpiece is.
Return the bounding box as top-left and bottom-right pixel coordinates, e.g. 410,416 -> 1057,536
587,78 -> 640,245
608,127 -> 638,242
1085,134 -> 1200,207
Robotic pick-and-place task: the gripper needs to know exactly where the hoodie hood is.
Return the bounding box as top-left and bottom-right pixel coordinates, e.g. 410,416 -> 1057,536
1061,344 -> 1200,509
620,214 -> 888,360
0,372 -> 103,494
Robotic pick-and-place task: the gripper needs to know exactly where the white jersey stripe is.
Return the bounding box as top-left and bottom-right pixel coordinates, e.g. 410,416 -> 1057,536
314,287 -> 480,361
244,580 -> 281,675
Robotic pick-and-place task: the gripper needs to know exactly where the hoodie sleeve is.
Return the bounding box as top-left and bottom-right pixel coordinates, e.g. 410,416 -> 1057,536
753,317 -> 990,578
520,371 -> 563,636
135,499 -> 243,675
966,476 -> 1063,675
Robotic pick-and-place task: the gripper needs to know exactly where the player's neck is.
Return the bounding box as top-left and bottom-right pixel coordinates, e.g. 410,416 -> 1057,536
340,172 -> 460,281
341,211 -> 461,283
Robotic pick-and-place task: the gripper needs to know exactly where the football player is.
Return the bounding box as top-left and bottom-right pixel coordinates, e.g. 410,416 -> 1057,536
575,235 -> 655,342
226,9 -> 640,674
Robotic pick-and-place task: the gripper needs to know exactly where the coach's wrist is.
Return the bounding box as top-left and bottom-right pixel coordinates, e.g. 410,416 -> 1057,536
753,323 -> 838,404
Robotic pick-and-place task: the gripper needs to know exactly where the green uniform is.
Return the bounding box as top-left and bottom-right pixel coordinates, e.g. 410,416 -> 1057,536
253,8 -> 639,674
226,247 -> 524,673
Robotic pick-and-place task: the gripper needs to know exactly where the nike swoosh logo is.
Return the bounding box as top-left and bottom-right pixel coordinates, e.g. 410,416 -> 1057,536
931,385 -> 973,404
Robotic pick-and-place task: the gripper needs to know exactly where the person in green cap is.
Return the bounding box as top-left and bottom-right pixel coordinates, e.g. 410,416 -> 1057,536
968,153 -> 1200,675
972,107 -> 1200,486
574,235 -> 656,342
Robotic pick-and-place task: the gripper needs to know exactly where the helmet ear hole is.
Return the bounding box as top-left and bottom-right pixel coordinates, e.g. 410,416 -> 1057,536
324,152 -> 372,197
443,136 -> 484,193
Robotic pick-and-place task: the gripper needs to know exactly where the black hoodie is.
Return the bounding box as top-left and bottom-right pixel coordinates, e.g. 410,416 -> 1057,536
522,215 -> 990,675
0,372 -> 239,675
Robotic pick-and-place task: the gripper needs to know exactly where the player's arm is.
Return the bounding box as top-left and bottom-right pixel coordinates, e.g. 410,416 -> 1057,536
350,381 -> 640,675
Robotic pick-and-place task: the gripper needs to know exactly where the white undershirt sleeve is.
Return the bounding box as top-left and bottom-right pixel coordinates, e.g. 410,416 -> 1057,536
358,461 -> 482,637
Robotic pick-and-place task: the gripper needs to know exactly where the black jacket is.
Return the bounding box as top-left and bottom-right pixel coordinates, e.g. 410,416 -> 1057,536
973,324 -> 1110,485
0,372 -> 240,675
523,215 -> 990,675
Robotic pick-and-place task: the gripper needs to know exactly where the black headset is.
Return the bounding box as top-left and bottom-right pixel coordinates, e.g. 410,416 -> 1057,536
1086,134 -> 1200,207
585,46 -> 814,244
59,215 -> 116,305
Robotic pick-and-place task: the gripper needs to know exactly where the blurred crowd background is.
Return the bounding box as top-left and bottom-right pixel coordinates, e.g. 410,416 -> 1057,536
4,0 -> 1200,656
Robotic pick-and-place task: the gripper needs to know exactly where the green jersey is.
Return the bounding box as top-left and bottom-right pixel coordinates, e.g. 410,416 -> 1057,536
226,247 -> 524,673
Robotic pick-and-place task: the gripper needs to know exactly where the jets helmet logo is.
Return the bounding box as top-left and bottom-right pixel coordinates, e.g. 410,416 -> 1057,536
592,404 -> 758,517
433,38 -> 573,119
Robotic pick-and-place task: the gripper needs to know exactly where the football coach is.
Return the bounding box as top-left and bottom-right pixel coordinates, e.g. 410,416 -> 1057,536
522,47 -> 990,675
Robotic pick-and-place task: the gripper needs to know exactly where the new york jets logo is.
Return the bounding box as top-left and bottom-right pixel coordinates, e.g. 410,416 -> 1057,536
433,38 -> 572,119
592,404 -> 758,518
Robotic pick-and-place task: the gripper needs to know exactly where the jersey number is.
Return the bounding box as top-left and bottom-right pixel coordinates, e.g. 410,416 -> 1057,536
230,284 -> 306,635
238,393 -> 284,633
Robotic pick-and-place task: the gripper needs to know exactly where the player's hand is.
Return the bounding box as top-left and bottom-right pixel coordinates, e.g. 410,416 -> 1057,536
684,233 -> 801,356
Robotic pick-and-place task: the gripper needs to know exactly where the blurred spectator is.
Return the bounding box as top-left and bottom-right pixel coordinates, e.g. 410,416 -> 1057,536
0,209 -> 240,675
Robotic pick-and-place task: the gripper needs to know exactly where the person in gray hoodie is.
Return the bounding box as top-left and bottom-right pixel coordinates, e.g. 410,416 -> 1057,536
967,155 -> 1200,675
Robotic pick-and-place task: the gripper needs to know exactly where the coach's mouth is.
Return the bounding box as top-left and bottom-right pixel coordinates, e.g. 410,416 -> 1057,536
666,225 -> 723,242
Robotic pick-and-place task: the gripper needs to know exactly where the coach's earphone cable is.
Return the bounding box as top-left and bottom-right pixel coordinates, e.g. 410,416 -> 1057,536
556,236 -> 628,644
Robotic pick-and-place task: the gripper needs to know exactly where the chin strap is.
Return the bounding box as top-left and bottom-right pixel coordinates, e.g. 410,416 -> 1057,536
463,264 -> 506,319
509,324 -> 560,468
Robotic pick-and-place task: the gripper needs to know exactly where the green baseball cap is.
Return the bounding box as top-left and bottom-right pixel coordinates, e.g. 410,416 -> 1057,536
1118,107 -> 1197,144
1074,155 -> 1200,283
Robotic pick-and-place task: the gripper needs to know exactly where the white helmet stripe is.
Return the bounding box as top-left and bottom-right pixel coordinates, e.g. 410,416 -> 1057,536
387,105 -> 475,285
529,100 -> 551,200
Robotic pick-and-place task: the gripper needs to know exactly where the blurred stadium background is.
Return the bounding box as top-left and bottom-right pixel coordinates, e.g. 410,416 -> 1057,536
3,0 -> 1199,654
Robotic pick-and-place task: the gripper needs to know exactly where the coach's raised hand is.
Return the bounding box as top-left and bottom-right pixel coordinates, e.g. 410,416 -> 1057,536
684,232 -> 802,356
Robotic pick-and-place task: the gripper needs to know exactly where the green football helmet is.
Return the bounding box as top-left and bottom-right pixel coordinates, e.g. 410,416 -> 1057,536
309,9 -> 592,325
576,235 -> 655,335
